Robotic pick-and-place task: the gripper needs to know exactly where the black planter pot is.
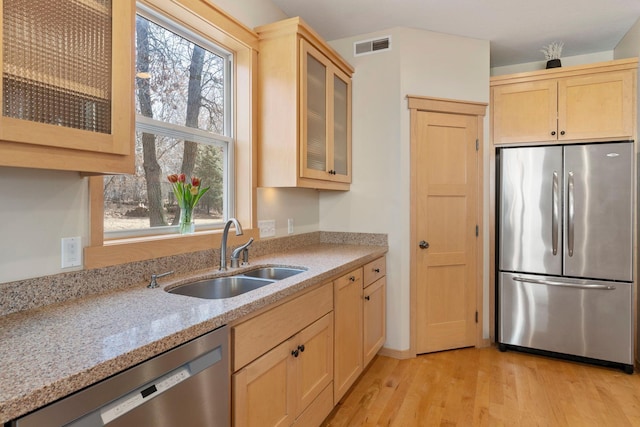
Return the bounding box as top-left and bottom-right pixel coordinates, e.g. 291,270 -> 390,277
546,59 -> 562,69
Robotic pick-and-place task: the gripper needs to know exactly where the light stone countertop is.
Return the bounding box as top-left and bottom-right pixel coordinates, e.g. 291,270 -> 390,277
0,243 -> 387,424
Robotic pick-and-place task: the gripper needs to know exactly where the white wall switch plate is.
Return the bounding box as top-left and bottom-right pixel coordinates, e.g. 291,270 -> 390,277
258,220 -> 276,237
61,236 -> 82,268
287,218 -> 294,234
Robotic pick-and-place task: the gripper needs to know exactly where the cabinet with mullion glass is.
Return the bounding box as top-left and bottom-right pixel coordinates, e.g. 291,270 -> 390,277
0,0 -> 134,173
256,17 -> 353,190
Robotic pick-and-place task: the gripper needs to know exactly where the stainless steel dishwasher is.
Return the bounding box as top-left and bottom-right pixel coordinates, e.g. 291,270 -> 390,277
11,325 -> 229,427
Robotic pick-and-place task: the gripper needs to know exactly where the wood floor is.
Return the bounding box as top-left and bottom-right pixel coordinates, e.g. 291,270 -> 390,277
322,347 -> 640,426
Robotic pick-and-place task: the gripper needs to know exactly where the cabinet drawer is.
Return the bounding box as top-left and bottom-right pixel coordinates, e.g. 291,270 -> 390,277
363,256 -> 386,287
335,267 -> 363,289
232,282 -> 333,371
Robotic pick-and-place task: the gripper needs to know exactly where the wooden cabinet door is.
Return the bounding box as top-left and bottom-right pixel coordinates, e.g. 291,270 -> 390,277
0,0 -> 134,173
300,40 -> 331,182
333,268 -> 363,403
492,80 -> 557,144
329,69 -> 352,184
300,39 -> 352,184
363,277 -> 386,367
294,313 -> 334,418
233,340 -> 296,427
559,71 -> 635,141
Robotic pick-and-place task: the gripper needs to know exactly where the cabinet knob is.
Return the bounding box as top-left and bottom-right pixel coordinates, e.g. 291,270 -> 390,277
298,344 -> 305,353
419,240 -> 429,249
292,349 -> 299,358
365,295 -> 371,301
560,130 -> 565,136
551,131 -> 556,136
349,276 -> 356,282
328,170 -> 336,175
373,268 -> 380,273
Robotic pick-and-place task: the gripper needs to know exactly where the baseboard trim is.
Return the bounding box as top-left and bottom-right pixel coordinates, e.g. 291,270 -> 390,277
377,347 -> 414,360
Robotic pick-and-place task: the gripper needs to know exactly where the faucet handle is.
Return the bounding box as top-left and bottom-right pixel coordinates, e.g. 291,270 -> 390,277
148,270 -> 174,288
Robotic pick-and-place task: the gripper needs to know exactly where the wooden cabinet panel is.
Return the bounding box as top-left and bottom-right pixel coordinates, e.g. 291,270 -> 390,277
232,282 -> 333,371
492,80 -> 557,144
256,17 -> 353,190
363,256 -> 386,287
364,277 -> 386,367
233,340 -> 295,427
294,313 -> 333,417
491,58 -> 637,146
333,267 -> 363,403
559,71 -> 634,141
0,0 -> 134,173
292,383 -> 333,427
233,313 -> 334,427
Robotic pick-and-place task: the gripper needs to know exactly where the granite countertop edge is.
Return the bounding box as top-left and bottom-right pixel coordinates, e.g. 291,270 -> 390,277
0,243 -> 387,424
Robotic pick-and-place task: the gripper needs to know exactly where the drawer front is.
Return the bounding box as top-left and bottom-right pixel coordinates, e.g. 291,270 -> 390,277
335,267 -> 363,290
363,256 -> 386,287
233,282 -> 333,371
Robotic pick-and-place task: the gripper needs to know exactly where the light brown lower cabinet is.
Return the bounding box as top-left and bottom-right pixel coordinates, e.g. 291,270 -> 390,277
333,267 -> 364,403
334,256 -> 387,403
233,313 -> 333,427
363,276 -> 386,367
232,255 -> 387,426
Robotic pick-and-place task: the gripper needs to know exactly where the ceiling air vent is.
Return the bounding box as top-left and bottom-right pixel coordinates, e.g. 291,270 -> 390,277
353,36 -> 391,57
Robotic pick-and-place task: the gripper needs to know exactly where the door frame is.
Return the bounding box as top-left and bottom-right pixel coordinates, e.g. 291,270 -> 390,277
407,95 -> 488,357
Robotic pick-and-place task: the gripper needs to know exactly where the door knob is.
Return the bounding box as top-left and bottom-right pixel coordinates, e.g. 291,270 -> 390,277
419,240 -> 429,249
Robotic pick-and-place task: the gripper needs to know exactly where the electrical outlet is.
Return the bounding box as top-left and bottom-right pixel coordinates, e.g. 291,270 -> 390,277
61,236 -> 82,268
287,218 -> 294,234
258,220 -> 276,237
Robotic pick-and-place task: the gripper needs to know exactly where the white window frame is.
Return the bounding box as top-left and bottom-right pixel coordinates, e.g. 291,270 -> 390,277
104,5 -> 236,239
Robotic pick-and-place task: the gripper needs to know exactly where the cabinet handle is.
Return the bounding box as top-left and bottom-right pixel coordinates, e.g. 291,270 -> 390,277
292,349 -> 299,358
373,268 -> 380,273
298,344 -> 305,353
560,130 -> 565,136
365,295 -> 371,301
551,131 -> 556,136
349,276 -> 356,282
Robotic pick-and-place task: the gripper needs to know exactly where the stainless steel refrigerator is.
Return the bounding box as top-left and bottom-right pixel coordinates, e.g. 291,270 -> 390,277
497,141 -> 634,373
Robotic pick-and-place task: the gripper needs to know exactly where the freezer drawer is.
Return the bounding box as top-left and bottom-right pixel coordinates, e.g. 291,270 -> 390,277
499,272 -> 633,365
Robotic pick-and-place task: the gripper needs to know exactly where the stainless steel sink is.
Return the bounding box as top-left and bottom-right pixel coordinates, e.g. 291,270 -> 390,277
168,276 -> 275,299
241,267 -> 306,280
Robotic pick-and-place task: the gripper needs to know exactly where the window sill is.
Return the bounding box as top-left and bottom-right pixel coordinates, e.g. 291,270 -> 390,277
84,227 -> 259,269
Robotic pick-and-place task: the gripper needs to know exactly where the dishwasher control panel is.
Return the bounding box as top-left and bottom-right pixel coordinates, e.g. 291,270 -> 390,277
100,367 -> 190,424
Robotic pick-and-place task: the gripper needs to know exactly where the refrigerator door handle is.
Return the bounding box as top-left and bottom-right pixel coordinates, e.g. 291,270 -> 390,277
567,171 -> 575,257
513,276 -> 616,290
552,171 -> 559,256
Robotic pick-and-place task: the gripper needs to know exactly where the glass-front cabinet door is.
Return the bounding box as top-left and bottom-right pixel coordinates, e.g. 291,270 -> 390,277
331,71 -> 351,183
0,0 -> 134,172
300,39 -> 351,183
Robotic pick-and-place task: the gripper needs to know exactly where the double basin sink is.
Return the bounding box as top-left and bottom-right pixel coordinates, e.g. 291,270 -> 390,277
167,266 -> 306,299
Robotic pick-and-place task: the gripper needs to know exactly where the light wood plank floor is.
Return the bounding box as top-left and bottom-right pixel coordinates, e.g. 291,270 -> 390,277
322,347 -> 640,427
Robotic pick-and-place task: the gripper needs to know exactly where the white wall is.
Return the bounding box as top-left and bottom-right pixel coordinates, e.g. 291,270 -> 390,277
614,16 -> 640,59
322,28 -> 490,351
0,168 -> 89,282
257,188 -> 319,236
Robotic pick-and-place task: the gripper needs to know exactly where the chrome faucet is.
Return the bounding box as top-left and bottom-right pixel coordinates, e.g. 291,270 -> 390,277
231,237 -> 254,268
220,218 -> 243,270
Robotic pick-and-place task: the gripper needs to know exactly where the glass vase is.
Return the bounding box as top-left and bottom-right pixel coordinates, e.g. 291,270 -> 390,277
179,207 -> 195,234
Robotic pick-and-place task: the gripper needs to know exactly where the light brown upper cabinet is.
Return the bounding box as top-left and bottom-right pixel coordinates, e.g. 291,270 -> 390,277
0,0 -> 134,173
256,17 -> 354,190
491,58 -> 637,145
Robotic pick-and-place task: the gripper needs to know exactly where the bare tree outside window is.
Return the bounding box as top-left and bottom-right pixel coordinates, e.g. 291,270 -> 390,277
103,14 -> 230,235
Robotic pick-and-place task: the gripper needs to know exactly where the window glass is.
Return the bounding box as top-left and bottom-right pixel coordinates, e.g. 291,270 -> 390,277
103,12 -> 233,237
